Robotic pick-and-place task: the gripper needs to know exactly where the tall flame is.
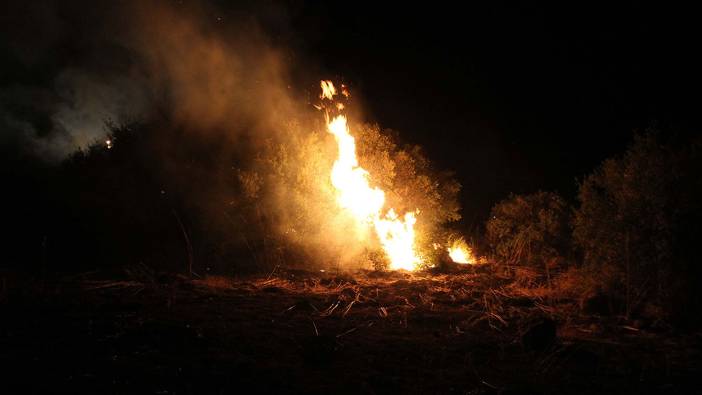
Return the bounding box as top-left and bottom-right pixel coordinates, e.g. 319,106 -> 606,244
321,81 -> 422,270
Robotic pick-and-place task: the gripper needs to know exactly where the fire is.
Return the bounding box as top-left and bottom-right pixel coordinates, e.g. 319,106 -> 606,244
447,237 -> 475,264
320,80 -> 336,100
327,115 -> 385,220
373,209 -> 421,270
321,81 -> 422,270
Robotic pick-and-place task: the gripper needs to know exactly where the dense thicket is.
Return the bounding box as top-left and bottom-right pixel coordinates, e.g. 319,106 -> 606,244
6,116 -> 462,274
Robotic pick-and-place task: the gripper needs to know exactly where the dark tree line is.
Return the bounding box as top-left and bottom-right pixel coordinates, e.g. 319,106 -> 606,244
486,130 -> 702,324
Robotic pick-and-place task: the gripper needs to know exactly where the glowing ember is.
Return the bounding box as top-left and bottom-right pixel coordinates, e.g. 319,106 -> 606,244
321,81 -> 422,270
447,237 -> 475,264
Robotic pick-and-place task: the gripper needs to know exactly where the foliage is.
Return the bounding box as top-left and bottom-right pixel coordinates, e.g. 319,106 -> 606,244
232,120 -> 342,268
356,124 -> 462,266
39,109 -> 462,275
573,131 -> 702,319
486,191 -> 570,271
234,121 -> 463,269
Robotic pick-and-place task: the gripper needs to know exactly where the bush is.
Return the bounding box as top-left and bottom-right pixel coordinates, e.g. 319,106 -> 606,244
573,131 -> 702,321
46,108 -> 462,275
486,191 -> 570,274
356,124 -> 462,266
235,121 -> 462,269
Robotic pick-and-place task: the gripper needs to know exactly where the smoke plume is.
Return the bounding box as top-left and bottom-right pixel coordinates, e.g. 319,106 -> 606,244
0,0 -> 302,159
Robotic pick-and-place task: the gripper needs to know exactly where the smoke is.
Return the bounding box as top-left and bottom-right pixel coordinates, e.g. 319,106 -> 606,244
1,0 -> 456,270
0,71 -> 147,160
125,2 -> 301,133
0,0 -> 302,159
116,1 -> 362,268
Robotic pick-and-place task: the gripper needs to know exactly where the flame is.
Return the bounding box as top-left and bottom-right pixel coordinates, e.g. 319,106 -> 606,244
321,81 -> 422,270
374,209 -> 421,270
327,115 -> 385,220
320,80 -> 337,100
447,237 -> 475,264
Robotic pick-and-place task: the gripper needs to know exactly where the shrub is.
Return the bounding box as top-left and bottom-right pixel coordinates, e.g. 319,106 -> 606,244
49,112 -> 462,274
486,191 -> 570,274
234,120 -> 462,269
356,124 -> 462,266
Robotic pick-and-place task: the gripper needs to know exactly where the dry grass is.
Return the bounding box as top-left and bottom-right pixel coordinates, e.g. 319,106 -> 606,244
1,263 -> 697,394
184,266 -> 572,342
193,275 -> 236,290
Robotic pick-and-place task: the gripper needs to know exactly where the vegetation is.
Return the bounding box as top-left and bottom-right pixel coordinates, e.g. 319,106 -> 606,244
36,116 -> 462,274
233,121 -> 462,269
8,105 -> 702,326
485,131 -> 702,324
573,132 -> 702,321
485,191 -> 570,275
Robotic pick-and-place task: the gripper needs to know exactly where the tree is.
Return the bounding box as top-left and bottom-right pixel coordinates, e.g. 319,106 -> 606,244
573,131 -> 702,320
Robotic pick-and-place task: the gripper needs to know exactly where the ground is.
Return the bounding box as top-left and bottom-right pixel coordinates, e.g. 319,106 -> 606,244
1,267 -> 700,394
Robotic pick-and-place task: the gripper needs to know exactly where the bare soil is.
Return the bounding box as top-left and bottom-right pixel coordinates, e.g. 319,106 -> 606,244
1,267 -> 700,394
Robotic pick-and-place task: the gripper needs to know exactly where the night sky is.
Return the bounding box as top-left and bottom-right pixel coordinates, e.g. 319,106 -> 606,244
2,1 -> 701,224
288,2 -> 702,222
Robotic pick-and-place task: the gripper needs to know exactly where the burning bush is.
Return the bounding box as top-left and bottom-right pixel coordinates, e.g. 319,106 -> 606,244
355,123 -> 462,266
234,118 -> 462,270
47,81 -> 464,275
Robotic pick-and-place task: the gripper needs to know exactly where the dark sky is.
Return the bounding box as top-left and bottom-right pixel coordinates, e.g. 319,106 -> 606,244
284,2 -> 702,222
2,1 -> 701,224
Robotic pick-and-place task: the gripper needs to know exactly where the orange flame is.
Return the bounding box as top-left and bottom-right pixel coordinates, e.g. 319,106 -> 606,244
321,81 -> 422,270
447,237 -> 475,264
320,80 -> 337,100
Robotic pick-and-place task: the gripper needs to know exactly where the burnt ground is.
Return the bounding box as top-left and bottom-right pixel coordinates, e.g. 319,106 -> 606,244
1,267 -> 701,394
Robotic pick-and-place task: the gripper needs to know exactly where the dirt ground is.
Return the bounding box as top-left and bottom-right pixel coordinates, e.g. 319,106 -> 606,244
1,267 -> 700,394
